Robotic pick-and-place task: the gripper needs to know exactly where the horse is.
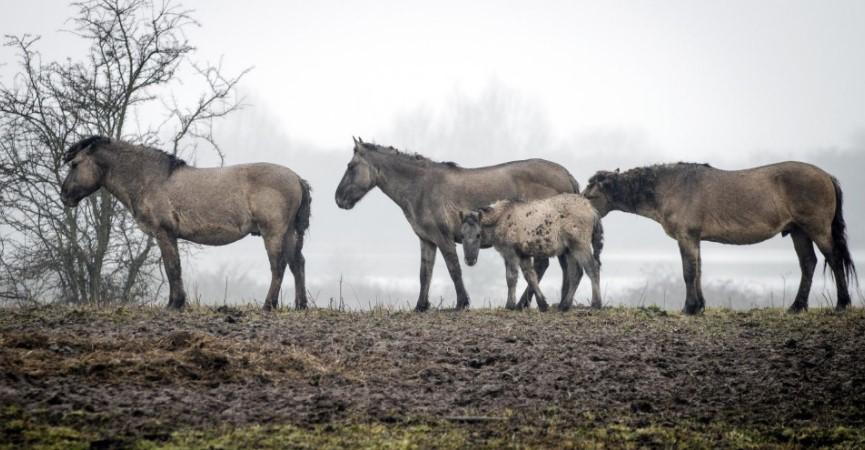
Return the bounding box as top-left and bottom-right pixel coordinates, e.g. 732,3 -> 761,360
60,136 -> 311,310
335,137 -> 581,311
460,193 -> 604,311
583,161 -> 856,314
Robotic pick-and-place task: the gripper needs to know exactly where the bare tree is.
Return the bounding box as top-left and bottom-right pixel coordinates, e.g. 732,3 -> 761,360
0,0 -> 247,304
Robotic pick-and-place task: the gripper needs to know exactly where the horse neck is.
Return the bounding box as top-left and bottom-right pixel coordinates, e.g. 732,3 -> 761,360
614,172 -> 666,222
97,149 -> 169,211
367,152 -> 428,210
479,204 -> 509,243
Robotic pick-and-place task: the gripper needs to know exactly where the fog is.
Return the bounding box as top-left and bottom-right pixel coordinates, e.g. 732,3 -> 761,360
2,1 -> 863,309
180,83 -> 865,310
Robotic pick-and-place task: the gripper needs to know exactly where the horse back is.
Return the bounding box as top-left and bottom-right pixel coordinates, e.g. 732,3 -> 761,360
442,158 -> 578,204
159,163 -> 304,242
674,162 -> 836,243
415,158 -> 578,241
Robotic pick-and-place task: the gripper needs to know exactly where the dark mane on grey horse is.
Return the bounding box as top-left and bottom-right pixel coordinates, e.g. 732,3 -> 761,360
65,135 -> 188,173
64,136 -> 111,163
60,136 -> 310,311
584,160 -> 854,314
358,141 -> 460,168
589,162 -> 711,211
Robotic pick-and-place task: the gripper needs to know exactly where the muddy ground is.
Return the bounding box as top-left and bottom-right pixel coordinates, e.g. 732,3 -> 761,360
1,305 -> 864,449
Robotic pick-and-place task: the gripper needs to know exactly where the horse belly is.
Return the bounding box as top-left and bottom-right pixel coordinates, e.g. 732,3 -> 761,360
174,206 -> 254,246
512,216 -> 564,257
700,210 -> 789,245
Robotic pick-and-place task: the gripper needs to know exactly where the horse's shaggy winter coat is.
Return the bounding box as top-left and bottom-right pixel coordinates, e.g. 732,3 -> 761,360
61,136 -> 311,310
335,137 -> 581,311
461,193 -> 603,311
584,161 -> 856,314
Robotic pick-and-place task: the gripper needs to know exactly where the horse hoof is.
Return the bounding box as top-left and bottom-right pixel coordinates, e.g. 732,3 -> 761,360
557,304 -> 571,312
787,304 -> 806,314
537,304 -> 549,312
415,303 -> 430,313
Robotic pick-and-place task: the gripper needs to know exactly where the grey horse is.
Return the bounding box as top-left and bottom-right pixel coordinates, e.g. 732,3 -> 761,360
335,137 -> 580,311
60,136 -> 311,310
460,193 -> 604,311
583,161 -> 856,314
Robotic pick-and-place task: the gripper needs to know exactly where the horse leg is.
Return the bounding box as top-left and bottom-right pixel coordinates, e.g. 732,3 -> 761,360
415,238 -> 437,312
694,245 -> 706,310
517,257 -> 549,309
519,257 -> 548,311
814,234 -> 852,310
285,231 -> 308,310
788,228 -> 817,313
678,238 -> 704,315
559,252 -> 580,311
439,241 -> 471,309
577,248 -> 602,308
559,254 -> 577,308
562,252 -> 584,309
262,231 -> 288,311
156,233 -> 186,309
504,256 -> 519,310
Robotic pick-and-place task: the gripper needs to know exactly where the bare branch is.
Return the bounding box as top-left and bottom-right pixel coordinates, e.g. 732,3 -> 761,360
0,0 -> 245,304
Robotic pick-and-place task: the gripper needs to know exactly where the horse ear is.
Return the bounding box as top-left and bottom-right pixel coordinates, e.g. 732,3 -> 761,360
615,168 -> 620,173
458,210 -> 464,221
357,136 -> 364,144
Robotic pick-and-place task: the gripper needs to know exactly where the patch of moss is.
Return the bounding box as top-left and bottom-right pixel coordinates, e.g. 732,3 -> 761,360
0,405 -> 96,450
134,423 -> 474,450
127,421 -> 865,450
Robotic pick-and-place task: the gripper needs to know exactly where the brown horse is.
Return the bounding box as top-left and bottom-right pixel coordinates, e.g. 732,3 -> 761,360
60,136 -> 311,310
583,162 -> 856,314
335,137 -> 580,311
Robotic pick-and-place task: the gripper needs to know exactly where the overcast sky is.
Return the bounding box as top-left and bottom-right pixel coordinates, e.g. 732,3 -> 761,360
2,1 -> 863,309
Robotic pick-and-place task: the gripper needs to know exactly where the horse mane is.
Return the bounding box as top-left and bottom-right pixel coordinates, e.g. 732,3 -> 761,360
358,142 -> 460,168
477,200 -> 513,226
65,135 -> 188,174
64,136 -> 112,163
598,162 -> 712,210
152,147 -> 188,173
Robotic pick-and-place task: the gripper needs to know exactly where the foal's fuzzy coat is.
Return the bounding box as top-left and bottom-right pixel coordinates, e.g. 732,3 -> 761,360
461,193 -> 603,311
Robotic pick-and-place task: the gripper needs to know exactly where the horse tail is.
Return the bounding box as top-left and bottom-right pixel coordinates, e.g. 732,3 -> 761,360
591,213 -> 604,267
294,178 -> 312,253
828,177 -> 857,283
568,172 -> 581,194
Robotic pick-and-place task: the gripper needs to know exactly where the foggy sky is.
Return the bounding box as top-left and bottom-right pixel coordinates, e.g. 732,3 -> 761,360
1,1 -> 863,309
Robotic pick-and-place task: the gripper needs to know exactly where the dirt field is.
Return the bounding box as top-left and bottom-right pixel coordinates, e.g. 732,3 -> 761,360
1,305 -> 864,449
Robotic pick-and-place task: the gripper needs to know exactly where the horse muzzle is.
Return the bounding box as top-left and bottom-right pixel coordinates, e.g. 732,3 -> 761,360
335,195 -> 356,210
61,196 -> 80,208
60,189 -> 83,208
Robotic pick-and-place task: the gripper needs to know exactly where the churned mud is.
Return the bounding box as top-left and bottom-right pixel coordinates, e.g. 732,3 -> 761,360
1,305 -> 864,448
